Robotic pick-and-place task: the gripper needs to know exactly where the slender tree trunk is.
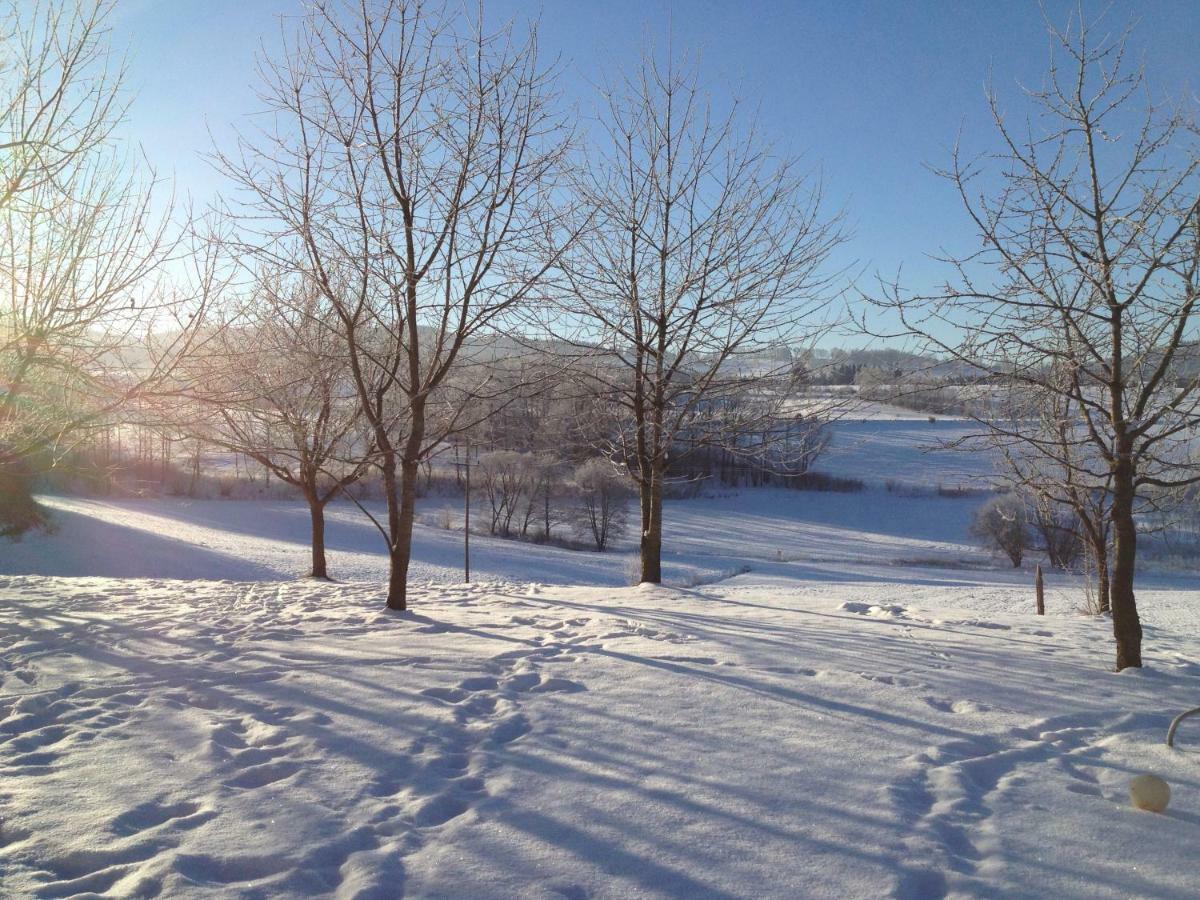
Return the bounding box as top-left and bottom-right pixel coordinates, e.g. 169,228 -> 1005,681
390,457 -> 420,611
639,462 -> 663,583
1095,538 -> 1110,615
379,447 -> 405,610
387,402 -> 426,612
189,446 -> 200,497
308,496 -> 328,579
1109,457 -> 1142,669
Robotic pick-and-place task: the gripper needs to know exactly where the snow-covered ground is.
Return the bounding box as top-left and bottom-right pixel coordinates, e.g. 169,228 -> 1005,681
823,418 -> 997,491
3,470 -> 1200,897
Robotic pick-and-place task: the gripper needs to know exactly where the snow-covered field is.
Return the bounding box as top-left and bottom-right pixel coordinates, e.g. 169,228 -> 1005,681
823,418 -> 997,491
3,423 -> 1200,898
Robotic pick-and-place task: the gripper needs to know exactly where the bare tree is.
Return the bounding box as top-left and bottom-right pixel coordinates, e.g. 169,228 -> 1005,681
0,0 -> 124,210
554,54 -> 844,583
477,450 -> 533,537
219,0 -> 573,609
872,15 -> 1200,668
993,384 -> 1111,608
0,0 -> 212,534
572,458 -> 630,552
180,272 -> 374,578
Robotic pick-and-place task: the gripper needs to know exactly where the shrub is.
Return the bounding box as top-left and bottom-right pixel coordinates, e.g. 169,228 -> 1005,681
970,493 -> 1029,567
1030,499 -> 1083,569
0,454 -> 49,538
571,458 -> 631,552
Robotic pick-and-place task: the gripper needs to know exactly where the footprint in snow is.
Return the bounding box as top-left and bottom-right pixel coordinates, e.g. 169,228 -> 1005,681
761,665 -> 820,677
110,799 -> 213,836
489,714 -> 531,745
411,792 -> 470,828
420,686 -> 469,704
861,673 -> 924,689
172,852 -> 292,886
839,601 -> 908,618
922,697 -> 990,715
224,759 -> 301,790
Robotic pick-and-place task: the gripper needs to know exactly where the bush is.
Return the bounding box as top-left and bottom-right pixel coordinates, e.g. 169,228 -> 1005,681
0,454 -> 50,538
1030,499 -> 1083,569
571,459 -> 631,552
970,494 -> 1029,567
787,471 -> 863,493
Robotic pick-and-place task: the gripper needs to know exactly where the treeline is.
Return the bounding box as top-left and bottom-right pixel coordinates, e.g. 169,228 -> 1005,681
4,2 -> 1198,673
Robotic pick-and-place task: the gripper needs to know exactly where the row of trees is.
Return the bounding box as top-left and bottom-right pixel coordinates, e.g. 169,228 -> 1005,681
199,0 -> 843,609
5,3 -> 1198,672
2,1 -> 840,609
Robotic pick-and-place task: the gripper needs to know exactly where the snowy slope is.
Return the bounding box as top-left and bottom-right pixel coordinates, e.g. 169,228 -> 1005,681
3,490 -> 1200,897
3,489 -> 986,581
1,575 -> 1199,898
822,418 -> 998,490
6,491 -> 1198,634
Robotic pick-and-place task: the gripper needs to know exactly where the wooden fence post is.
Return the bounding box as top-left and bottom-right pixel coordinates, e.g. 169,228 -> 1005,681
1035,563 -> 1045,616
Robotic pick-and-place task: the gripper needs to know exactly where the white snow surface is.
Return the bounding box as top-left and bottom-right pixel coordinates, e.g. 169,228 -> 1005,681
2,488 -> 1200,898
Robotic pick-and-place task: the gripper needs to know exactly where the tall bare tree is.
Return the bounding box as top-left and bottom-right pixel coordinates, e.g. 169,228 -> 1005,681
0,0 -> 212,533
555,55 -> 844,583
180,272 -> 374,578
873,15 -> 1200,669
219,0 -> 573,609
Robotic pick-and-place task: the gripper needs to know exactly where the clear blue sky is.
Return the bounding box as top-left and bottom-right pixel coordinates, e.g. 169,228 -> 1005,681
110,0 -> 1200,303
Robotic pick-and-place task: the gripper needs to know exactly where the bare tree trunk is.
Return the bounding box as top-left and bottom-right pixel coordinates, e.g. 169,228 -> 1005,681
1097,551 -> 1110,615
390,458 -> 421,611
387,403 -> 426,612
1089,532 -> 1111,615
1110,458 -> 1142,669
639,464 -> 663,583
189,445 -> 200,497
308,497 -> 328,579
376,446 -> 403,610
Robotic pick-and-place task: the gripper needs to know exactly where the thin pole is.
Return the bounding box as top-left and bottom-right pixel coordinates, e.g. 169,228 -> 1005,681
464,442 -> 471,583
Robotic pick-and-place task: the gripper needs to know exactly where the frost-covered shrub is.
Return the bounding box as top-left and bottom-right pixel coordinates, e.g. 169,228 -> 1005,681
571,458 -> 630,552
1030,499 -> 1083,569
970,494 -> 1029,568
477,451 -> 566,540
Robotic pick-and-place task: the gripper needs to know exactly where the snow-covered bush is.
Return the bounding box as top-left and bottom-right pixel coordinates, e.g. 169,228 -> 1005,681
1029,499 -> 1083,570
970,494 -> 1029,568
572,459 -> 631,552
477,451 -> 567,540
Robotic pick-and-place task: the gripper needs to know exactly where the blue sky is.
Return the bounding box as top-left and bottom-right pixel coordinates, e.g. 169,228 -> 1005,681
110,0 -> 1199,305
